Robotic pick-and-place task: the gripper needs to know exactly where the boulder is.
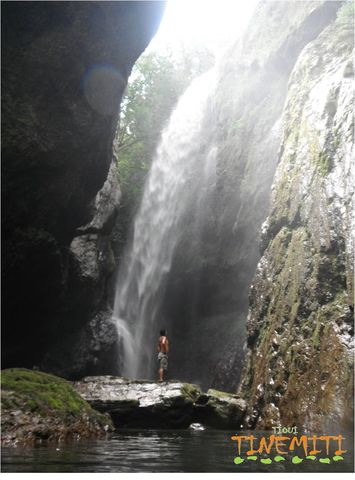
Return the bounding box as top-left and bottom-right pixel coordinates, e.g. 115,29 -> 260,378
73,376 -> 202,428
72,376 -> 246,429
203,388 -> 247,428
1,368 -> 113,446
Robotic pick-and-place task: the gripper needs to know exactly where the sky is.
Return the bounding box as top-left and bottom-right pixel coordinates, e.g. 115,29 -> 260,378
147,0 -> 260,54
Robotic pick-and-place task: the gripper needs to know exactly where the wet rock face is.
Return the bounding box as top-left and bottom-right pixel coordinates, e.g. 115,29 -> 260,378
2,2 -> 164,374
239,7 -> 354,432
73,376 -> 246,429
162,0 -> 342,391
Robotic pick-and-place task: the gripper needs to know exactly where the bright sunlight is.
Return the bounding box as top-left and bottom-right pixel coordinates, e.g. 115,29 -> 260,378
147,0 -> 259,53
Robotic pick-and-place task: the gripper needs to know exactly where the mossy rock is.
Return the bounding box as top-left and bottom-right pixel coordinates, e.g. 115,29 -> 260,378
1,368 -> 113,445
207,388 -> 237,399
203,388 -> 246,427
2,368 -> 92,415
181,383 -> 202,403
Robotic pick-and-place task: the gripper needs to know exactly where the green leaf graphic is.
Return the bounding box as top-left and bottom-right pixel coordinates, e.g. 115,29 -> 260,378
274,456 -> 286,462
333,456 -> 344,462
260,458 -> 272,464
247,456 -> 258,461
234,457 -> 244,464
292,456 -> 303,464
306,456 -> 316,460
319,458 -> 331,464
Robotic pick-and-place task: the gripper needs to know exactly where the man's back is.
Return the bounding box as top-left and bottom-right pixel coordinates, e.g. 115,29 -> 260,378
157,329 -> 169,381
158,335 -> 169,354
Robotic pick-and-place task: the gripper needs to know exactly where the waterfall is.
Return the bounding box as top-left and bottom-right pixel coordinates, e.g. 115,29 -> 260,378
112,68 -> 217,379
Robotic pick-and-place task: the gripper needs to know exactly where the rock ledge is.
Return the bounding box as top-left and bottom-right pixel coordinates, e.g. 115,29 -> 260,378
73,376 -> 246,429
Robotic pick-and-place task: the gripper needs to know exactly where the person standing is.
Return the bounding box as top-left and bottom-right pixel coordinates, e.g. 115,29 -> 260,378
157,329 -> 169,382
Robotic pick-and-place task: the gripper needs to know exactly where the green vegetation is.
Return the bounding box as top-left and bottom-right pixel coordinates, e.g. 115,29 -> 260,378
1,368 -> 95,417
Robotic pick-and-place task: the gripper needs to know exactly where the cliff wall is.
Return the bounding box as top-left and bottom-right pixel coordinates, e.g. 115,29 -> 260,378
238,4 -> 354,431
2,1 -> 165,377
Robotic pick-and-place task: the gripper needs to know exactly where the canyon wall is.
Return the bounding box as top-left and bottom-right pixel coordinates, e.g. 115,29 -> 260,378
2,1 -> 165,377
238,2 -> 354,432
160,1 -> 343,391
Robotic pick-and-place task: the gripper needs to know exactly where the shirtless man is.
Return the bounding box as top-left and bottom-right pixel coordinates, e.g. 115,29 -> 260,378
157,329 -> 169,382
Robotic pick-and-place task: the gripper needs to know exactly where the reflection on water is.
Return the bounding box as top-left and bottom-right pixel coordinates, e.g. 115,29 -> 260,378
1,430 -> 354,473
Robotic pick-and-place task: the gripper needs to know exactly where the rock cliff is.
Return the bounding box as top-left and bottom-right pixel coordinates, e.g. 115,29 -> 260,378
2,1 -> 165,376
238,3 -> 354,432
160,0 -> 342,390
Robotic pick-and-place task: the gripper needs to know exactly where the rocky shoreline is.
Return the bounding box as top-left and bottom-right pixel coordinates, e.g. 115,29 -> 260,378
1,369 -> 246,447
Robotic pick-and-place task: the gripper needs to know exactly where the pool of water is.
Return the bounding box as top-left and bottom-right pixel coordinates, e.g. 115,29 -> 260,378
1,429 -> 354,473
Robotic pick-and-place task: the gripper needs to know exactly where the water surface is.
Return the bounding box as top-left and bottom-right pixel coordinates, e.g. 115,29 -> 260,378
2,429 -> 353,473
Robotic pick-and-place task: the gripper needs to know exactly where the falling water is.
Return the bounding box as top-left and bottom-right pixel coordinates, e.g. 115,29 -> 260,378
112,69 -> 217,379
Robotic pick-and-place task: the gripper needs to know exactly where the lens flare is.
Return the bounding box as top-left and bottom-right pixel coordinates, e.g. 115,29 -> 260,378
82,64 -> 126,115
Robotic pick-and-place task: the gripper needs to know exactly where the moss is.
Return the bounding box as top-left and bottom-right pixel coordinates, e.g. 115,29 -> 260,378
181,383 -> 201,403
311,317 -> 322,349
1,368 -> 94,418
317,151 -> 333,177
26,399 -> 39,412
306,124 -> 331,179
207,388 -> 236,399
